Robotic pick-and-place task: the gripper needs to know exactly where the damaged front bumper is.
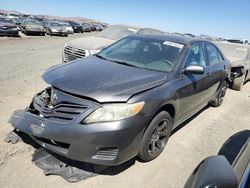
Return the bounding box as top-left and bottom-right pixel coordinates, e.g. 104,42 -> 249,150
8,88 -> 149,165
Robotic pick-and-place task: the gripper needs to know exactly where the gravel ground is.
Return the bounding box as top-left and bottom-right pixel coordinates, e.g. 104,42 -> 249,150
0,33 -> 249,188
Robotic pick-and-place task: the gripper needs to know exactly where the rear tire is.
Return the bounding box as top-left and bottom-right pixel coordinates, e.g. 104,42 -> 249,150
210,80 -> 227,107
138,111 -> 172,162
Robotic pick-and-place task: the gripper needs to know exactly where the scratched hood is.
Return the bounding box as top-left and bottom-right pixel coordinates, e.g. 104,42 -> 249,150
43,56 -> 167,102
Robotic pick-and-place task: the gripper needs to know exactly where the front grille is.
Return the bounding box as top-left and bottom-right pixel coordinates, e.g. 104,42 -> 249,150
64,46 -> 86,62
29,93 -> 88,122
33,136 -> 70,149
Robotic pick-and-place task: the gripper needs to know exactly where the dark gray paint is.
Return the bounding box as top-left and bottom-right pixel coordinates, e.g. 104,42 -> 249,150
10,35 -> 230,165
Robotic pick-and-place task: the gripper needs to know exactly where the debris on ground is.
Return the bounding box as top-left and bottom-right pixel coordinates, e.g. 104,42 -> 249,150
4,129 -> 22,144
32,148 -> 102,182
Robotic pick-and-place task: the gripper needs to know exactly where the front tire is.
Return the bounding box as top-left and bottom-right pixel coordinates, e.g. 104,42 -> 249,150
138,111 -> 172,162
210,80 -> 227,107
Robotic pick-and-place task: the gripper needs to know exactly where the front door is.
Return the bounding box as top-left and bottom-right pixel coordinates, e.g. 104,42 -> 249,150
177,43 -> 210,121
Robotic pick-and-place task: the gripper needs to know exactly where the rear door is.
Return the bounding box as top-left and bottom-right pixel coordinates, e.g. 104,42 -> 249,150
204,42 -> 227,100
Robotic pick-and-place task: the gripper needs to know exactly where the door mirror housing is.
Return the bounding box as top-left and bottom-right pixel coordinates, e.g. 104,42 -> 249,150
184,155 -> 238,188
184,65 -> 205,75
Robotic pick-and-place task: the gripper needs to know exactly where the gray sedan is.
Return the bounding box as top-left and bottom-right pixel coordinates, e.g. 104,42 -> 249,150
44,22 -> 68,37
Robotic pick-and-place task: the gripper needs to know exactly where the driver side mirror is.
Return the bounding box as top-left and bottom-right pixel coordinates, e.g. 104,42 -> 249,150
184,156 -> 238,188
184,65 -> 205,75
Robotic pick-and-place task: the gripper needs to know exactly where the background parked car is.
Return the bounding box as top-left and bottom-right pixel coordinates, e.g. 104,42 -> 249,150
20,20 -> 46,36
6,12 -> 20,19
0,16 -> 19,37
136,28 -> 165,35
62,24 -> 165,63
57,21 -> 74,34
216,42 -> 250,90
0,12 -> 7,17
93,24 -> 104,31
44,21 -> 68,37
68,21 -> 83,33
14,17 -> 30,26
227,39 -> 249,45
29,15 -> 44,22
101,23 -> 108,29
89,23 -> 96,31
81,23 -> 92,32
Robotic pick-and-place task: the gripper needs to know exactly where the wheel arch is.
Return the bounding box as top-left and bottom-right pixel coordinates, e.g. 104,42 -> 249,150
141,103 -> 176,138
156,103 -> 176,121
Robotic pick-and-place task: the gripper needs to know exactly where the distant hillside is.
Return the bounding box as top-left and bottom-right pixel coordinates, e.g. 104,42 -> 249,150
0,9 -> 109,25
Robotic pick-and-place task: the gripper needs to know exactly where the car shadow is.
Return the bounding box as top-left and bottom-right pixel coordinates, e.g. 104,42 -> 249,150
171,105 -> 209,135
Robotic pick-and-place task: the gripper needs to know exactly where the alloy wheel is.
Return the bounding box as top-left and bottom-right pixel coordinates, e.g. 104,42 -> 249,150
148,119 -> 169,156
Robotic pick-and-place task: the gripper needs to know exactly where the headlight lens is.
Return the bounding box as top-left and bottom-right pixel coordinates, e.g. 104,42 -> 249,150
83,102 -> 145,124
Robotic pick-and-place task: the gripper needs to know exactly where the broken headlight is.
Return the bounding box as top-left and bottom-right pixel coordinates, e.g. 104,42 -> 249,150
83,101 -> 145,124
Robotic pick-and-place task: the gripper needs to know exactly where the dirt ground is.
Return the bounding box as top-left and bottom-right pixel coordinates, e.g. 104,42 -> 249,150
0,33 -> 249,188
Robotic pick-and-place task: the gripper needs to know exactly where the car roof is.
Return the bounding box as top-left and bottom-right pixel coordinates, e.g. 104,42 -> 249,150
129,34 -> 209,45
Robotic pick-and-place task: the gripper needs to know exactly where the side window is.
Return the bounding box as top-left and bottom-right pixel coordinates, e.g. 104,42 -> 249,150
205,43 -> 220,65
217,50 -> 224,62
186,44 -> 206,67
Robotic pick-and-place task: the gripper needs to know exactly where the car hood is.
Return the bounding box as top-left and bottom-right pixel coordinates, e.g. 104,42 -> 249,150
66,36 -> 115,50
43,56 -> 167,102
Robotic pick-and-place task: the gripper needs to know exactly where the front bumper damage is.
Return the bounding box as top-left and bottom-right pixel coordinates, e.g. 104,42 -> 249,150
8,87 -> 150,165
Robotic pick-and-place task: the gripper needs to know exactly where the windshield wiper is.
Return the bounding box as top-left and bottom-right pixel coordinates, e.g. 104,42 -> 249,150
109,60 -> 140,68
95,54 -> 140,68
94,54 -> 108,60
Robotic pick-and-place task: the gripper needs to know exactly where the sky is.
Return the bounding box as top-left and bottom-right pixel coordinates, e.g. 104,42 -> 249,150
1,0 -> 249,40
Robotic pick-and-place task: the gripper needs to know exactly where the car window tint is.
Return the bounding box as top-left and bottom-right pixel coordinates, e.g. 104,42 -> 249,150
206,43 -> 220,65
112,39 -> 140,54
98,37 -> 183,72
186,44 -> 206,67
